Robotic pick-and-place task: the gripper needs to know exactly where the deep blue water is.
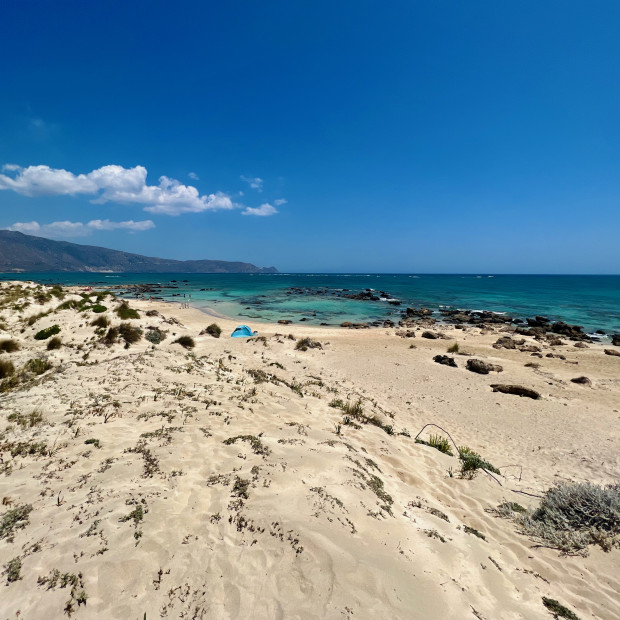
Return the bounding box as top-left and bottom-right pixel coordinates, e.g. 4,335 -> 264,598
2,273 -> 619,335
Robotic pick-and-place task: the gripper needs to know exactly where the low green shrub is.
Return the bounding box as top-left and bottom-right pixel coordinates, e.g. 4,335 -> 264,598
91,304 -> 107,313
447,342 -> 459,353
0,504 -> 33,541
458,446 -> 500,477
34,325 -> 60,340
416,434 -> 454,456
145,327 -> 166,345
26,358 -> 52,375
116,301 -> 140,320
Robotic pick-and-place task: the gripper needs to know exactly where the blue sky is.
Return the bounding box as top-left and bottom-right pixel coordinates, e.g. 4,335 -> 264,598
1,1 -> 619,273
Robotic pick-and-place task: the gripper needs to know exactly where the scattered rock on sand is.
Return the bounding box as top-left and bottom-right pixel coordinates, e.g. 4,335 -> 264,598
278,319 -> 293,325
340,322 -> 370,329
574,342 -> 588,348
604,348 -> 620,357
490,384 -> 541,399
493,336 -> 524,350
433,355 -> 457,367
570,376 -> 592,386
422,331 -> 439,339
466,359 -> 503,374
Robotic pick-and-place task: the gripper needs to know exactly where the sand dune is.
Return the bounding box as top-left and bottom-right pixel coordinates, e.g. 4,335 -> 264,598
0,282 -> 619,619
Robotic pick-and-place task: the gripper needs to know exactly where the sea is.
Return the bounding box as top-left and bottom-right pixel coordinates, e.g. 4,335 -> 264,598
2,273 -> 619,337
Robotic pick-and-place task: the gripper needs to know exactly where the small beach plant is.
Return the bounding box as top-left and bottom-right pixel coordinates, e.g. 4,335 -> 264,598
116,301 -> 140,320
0,359 -> 15,379
205,323 -> 222,338
46,336 -> 62,350
174,335 -> 195,349
0,339 -> 20,353
447,342 -> 459,353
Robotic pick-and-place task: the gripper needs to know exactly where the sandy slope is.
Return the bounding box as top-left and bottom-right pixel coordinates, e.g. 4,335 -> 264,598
0,282 -> 619,619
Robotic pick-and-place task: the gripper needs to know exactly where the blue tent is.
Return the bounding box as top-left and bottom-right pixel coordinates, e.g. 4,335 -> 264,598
231,325 -> 257,338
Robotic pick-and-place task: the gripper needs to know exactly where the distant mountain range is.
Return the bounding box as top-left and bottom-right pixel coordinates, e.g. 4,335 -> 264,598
0,230 -> 278,274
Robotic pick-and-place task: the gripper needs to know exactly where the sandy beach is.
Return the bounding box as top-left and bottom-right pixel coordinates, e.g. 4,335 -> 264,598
1,282 -> 619,619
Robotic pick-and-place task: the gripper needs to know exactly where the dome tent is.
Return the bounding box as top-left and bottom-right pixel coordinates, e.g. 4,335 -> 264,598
231,325 -> 257,338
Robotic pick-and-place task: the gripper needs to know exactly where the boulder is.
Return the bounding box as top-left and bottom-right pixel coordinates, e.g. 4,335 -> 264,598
612,334 -> 620,346
490,384 -> 541,399
466,359 -> 503,374
433,355 -> 457,368
421,331 -> 439,339
570,376 -> 592,386
573,342 -> 588,348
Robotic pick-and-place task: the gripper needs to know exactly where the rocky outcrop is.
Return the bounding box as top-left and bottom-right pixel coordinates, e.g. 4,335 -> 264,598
612,334 -> 620,346
490,384 -> 541,399
466,359 -> 503,374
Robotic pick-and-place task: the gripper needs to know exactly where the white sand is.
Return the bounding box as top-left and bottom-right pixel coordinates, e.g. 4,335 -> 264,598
0,282 -> 619,619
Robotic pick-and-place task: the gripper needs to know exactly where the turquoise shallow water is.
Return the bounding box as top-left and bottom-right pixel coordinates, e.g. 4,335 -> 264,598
2,273 -> 619,336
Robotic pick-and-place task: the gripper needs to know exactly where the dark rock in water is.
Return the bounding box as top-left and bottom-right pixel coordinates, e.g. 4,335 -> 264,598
571,376 -> 592,386
433,355 -> 457,367
550,321 -> 590,341
612,334 -> 620,346
596,330 -> 605,335
320,322 -> 330,326
388,300 -> 401,305
526,316 -> 550,328
466,359 -> 503,374
421,331 -> 439,339
383,320 -> 395,328
490,384 -> 541,399
299,318 -> 308,322
278,319 -> 293,324
406,307 -> 433,318
573,342 -> 588,348
493,336 -> 525,350
604,348 -> 620,357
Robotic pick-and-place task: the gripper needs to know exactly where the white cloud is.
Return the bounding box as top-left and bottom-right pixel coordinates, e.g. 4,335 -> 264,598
242,203 -> 278,217
240,175 -> 263,192
273,198 -> 288,206
87,219 -> 155,232
7,219 -> 155,239
188,172 -> 199,180
0,164 -> 235,216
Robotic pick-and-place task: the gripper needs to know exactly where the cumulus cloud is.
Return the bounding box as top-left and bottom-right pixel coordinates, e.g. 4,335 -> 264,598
240,175 -> 263,192
0,164 -> 235,216
242,203 -> 278,217
7,219 -> 155,239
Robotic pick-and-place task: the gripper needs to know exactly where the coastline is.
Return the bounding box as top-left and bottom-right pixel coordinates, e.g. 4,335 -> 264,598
0,281 -> 619,618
